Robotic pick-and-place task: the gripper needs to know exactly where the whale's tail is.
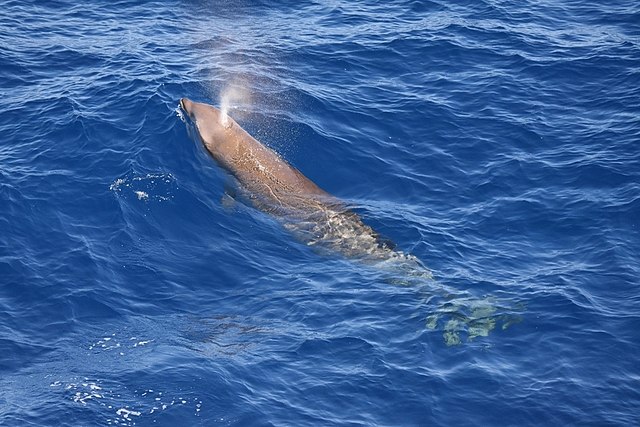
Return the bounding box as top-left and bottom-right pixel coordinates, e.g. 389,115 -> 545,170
424,294 -> 524,346
375,263 -> 522,346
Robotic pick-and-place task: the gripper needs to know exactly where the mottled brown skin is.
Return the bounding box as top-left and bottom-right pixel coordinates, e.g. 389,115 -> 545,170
179,98 -> 415,263
180,98 -> 337,215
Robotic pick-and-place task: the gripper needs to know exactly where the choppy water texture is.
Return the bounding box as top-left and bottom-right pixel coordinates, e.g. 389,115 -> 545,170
1,1 -> 639,425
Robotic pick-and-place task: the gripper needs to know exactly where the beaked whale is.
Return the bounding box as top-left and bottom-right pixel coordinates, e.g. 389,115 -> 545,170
179,98 -> 425,269
177,100 -> 524,346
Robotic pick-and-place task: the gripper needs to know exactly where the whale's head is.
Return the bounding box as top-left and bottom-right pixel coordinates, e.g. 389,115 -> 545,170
179,98 -> 236,155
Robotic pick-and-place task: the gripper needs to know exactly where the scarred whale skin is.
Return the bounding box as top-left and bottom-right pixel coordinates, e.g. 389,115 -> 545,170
179,97 -> 423,266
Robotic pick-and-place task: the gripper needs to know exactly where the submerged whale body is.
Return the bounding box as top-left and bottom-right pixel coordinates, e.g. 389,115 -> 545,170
176,99 -> 525,347
179,98 -> 425,269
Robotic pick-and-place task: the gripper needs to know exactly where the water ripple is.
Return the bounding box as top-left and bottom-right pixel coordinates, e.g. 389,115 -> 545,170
1,0 -> 638,425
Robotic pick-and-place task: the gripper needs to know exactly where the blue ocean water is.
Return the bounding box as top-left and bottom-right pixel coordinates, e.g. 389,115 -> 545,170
1,0 -> 639,425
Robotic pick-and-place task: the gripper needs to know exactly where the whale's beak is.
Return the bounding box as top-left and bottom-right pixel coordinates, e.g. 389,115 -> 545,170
180,98 -> 195,121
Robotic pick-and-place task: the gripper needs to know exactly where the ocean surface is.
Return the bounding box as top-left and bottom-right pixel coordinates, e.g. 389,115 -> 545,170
1,0 -> 639,425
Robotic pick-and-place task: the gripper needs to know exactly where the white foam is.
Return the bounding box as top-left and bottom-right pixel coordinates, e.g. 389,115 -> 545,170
116,408 -> 141,419
110,173 -> 177,202
175,104 -> 186,122
134,190 -> 149,201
